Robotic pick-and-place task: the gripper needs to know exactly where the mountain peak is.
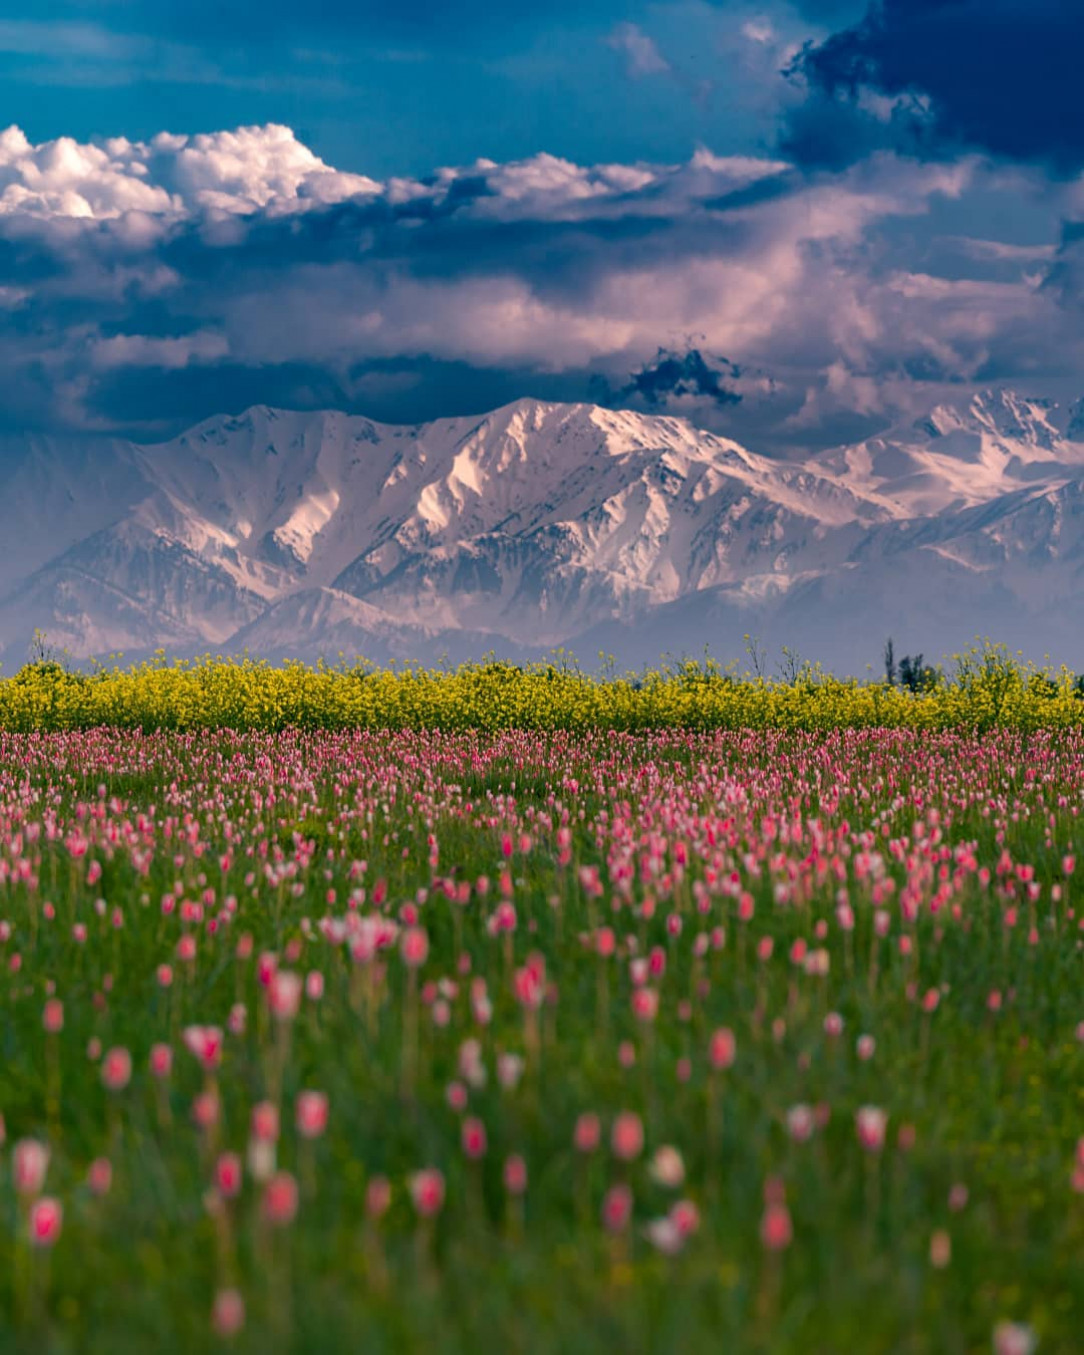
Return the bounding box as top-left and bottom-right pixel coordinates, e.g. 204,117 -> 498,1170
919,388 -> 1061,449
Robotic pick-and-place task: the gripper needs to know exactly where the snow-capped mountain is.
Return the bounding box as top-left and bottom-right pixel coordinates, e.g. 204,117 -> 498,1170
3,389 -> 1084,674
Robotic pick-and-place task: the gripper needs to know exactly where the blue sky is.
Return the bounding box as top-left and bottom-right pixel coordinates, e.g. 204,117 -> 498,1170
3,1 -> 842,173
0,0 -> 1081,447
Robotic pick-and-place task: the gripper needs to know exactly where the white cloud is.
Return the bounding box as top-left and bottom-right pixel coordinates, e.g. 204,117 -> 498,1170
0,122 -> 380,220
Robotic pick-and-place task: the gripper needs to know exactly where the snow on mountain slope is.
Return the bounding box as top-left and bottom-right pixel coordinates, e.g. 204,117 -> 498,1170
812,390 -> 1084,516
3,388 -> 1084,672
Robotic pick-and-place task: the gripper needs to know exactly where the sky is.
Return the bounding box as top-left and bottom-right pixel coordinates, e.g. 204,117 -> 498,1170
1,0 -> 1082,450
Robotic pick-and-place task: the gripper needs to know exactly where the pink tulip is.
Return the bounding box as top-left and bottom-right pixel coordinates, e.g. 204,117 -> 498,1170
296,1091 -> 329,1140
574,1113 -> 601,1153
856,1106 -> 889,1153
212,1288 -> 245,1337
602,1183 -> 633,1233
262,1171 -> 299,1226
216,1153 -> 243,1199
709,1027 -> 736,1070
409,1168 -> 445,1218
101,1046 -> 132,1091
13,1139 -> 50,1196
29,1197 -> 63,1247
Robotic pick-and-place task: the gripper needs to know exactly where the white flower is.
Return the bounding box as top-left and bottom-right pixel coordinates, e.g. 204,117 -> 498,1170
643,1217 -> 684,1255
648,1145 -> 685,1188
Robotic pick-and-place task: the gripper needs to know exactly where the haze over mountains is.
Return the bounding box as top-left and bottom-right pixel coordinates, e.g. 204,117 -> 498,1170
3,388 -> 1084,675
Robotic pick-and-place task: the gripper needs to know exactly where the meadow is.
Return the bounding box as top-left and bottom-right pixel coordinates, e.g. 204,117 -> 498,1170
0,661 -> 1081,1352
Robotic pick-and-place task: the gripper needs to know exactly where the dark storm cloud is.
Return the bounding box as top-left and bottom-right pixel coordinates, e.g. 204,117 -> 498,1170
620,348 -> 743,409
787,0 -> 1084,171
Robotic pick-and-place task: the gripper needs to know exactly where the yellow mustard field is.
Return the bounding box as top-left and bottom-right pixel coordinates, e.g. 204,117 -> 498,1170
2,643 -> 1083,731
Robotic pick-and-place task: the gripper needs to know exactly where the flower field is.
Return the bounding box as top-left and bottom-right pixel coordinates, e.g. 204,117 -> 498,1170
1,724 -> 1082,1353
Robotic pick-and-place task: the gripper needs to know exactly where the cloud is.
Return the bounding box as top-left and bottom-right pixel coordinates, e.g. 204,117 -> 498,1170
606,23 -> 672,79
787,0 -> 1084,171
0,123 -> 379,220
617,346 -> 743,409
0,121 -> 1077,450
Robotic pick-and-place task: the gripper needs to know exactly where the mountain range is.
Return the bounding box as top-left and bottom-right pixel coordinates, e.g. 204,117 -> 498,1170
3,388 -> 1084,675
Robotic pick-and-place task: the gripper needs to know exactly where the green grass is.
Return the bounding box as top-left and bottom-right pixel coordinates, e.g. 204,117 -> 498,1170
0,725 -> 1080,1354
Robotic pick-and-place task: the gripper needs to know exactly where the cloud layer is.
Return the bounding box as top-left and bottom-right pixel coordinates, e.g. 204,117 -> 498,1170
0,121 -> 1079,448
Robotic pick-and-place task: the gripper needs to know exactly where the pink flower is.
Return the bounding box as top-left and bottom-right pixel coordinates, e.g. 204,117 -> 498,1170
267,971 -> 303,1021
262,1171 -> 299,1226
101,1046 -> 132,1092
930,1230 -> 951,1269
212,1288 -> 245,1337
296,1090 -> 329,1140
251,1101 -> 280,1142
602,1183 -> 633,1233
366,1175 -> 392,1219
631,987 -> 659,1022
497,1053 -> 524,1089
574,1112 -> 601,1153
401,927 -> 429,969
28,1197 -> 63,1247
42,998 -> 64,1033
216,1153 -> 243,1199
409,1168 -> 445,1218
13,1139 -> 50,1196
149,1042 -> 173,1079
192,1089 -> 220,1130
992,1322 -> 1037,1355
709,1027 -> 736,1070
856,1106 -> 889,1153
760,1201 -> 793,1251
182,1025 -> 223,1070
670,1199 -> 700,1237
786,1105 -> 815,1143
87,1158 -> 113,1196
503,1154 -> 528,1195
611,1111 -> 644,1162
461,1117 -> 488,1159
